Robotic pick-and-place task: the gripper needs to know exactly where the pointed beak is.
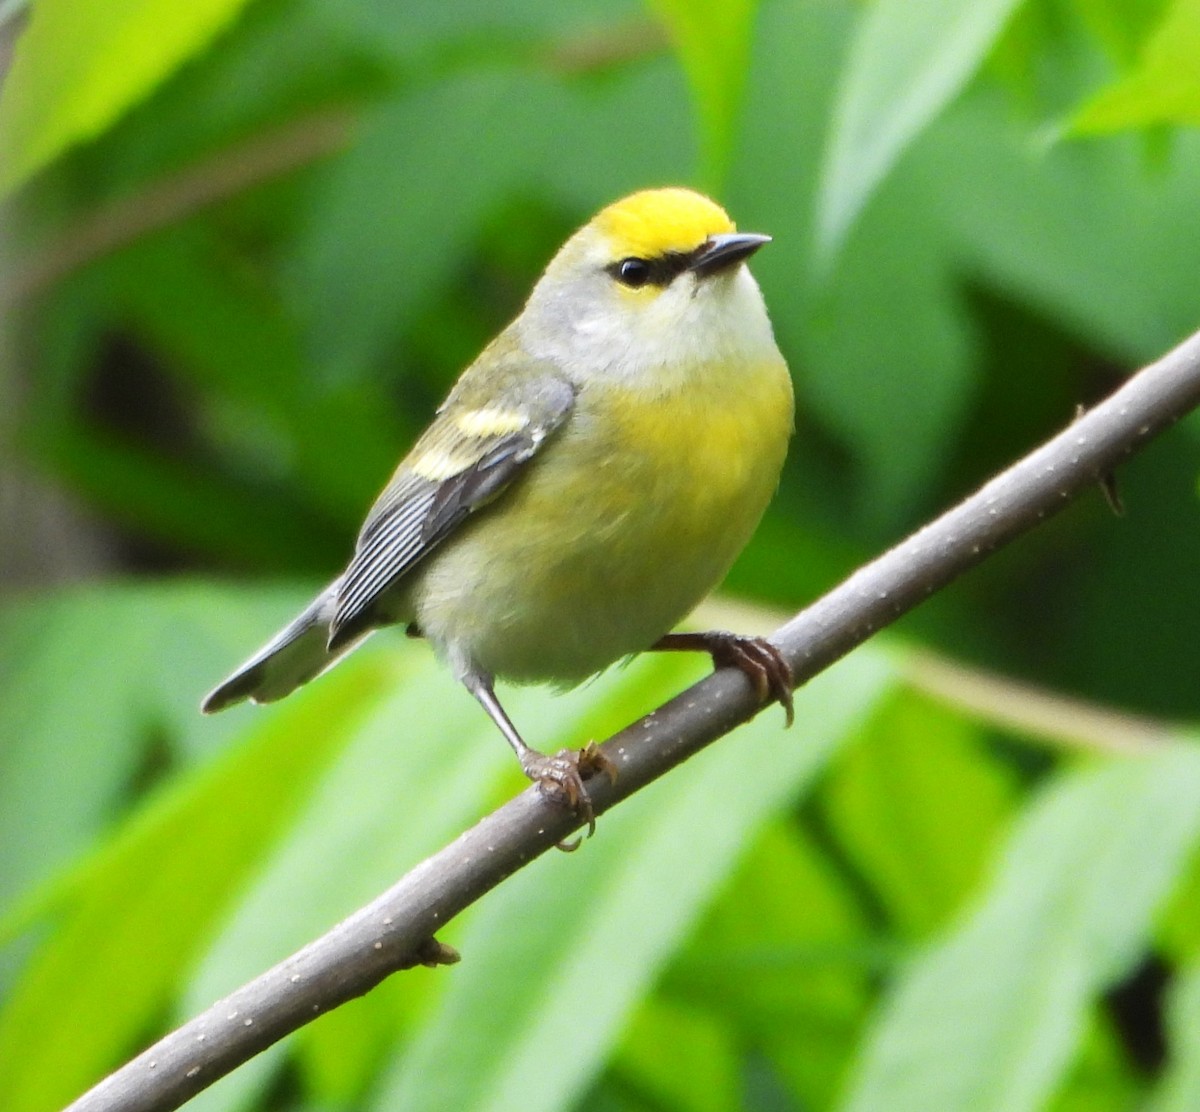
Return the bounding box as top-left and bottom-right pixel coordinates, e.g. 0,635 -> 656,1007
690,232 -> 771,278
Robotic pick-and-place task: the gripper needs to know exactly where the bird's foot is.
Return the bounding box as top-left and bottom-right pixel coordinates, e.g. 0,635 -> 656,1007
656,630 -> 794,726
710,632 -> 795,726
521,742 -> 618,848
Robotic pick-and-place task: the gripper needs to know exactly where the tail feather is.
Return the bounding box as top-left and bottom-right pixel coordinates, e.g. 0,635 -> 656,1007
202,580 -> 369,713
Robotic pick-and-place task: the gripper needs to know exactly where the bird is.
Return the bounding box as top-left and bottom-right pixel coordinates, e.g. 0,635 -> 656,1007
203,187 -> 795,831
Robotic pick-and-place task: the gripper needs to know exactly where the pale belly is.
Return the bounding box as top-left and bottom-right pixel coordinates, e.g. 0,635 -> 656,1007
410,361 -> 793,684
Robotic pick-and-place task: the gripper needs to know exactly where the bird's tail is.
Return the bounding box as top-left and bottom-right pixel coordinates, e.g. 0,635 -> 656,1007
202,579 -> 369,713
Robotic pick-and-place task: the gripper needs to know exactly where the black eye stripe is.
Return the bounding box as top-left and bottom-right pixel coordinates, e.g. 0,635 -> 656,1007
607,250 -> 697,288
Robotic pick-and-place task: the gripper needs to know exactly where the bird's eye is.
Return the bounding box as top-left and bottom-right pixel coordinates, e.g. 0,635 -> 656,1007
615,258 -> 652,288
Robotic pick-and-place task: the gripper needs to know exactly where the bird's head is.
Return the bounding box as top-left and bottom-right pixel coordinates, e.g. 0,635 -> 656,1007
519,188 -> 778,384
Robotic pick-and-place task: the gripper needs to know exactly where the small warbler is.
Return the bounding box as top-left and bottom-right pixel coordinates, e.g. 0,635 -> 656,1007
204,187 -> 794,825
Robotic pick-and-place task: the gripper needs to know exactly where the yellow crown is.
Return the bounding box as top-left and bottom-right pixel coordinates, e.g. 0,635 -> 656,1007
593,188 -> 736,259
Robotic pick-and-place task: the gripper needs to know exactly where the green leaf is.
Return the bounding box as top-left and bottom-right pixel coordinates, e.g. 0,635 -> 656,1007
536,57 -> 695,216
840,743 -> 1200,1112
1147,958 -> 1200,1112
90,225 -> 403,530
31,421 -> 342,573
295,980 -> 413,1109
929,92 -> 1200,362
290,59 -> 696,381
0,591 -> 154,915
815,0 -> 1024,262
1156,844 -> 1200,962
794,181 -> 977,528
0,582 -> 310,915
647,0 -> 758,191
1073,0 -> 1200,132
0,0 -> 255,197
822,688 -> 1018,936
367,649 -> 896,1112
287,70 -> 564,377
0,648 -> 397,1112
1049,1010 -> 1144,1112
1072,0 -> 1172,66
667,821 -> 873,1110
728,0 -> 979,528
612,995 -> 740,1112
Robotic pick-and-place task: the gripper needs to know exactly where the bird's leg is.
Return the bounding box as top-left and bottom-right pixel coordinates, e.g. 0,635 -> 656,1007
651,631 -> 795,726
460,671 -> 615,839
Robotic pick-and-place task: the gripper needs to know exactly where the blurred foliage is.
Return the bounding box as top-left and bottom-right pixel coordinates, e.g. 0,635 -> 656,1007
2,0 -> 1200,1109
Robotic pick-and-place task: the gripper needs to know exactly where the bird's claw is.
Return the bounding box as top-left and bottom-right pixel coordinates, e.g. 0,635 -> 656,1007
522,742 -> 618,847
708,632 -> 795,726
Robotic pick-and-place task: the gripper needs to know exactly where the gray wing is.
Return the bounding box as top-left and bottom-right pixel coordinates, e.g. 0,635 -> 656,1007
327,372 -> 575,649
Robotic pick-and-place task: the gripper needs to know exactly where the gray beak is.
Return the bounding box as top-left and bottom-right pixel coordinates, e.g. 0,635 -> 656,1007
691,232 -> 771,278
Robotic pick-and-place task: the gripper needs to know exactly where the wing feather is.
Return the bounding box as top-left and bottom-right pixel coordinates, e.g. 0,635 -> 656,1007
328,370 -> 574,649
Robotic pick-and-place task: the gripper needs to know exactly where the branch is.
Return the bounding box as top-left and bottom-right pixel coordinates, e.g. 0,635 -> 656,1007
69,326 -> 1200,1112
0,25 -> 665,311
1,108 -> 355,309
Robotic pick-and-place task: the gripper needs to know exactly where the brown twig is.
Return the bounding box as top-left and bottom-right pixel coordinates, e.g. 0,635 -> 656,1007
1,107 -> 355,308
545,18 -> 667,74
68,325 -> 1200,1112
0,20 -> 673,311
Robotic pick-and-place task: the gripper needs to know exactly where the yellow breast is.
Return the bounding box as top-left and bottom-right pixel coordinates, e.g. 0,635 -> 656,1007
413,356 -> 794,684
415,355 -> 796,686
602,362 -> 793,540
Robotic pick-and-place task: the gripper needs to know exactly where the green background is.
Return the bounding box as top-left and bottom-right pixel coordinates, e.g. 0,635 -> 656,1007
3,0 -> 1200,1109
